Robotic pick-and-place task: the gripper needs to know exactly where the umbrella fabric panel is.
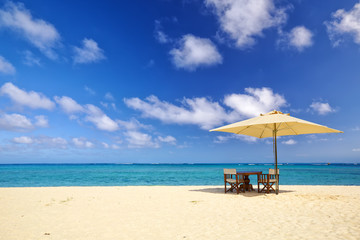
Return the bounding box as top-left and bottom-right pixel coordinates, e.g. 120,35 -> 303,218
210,111 -> 342,139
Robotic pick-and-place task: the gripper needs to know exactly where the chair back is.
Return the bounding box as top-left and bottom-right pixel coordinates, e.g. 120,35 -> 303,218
224,169 -> 236,175
269,168 -> 279,174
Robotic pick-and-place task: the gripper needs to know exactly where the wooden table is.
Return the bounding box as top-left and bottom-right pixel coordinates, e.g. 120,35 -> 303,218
237,171 -> 262,191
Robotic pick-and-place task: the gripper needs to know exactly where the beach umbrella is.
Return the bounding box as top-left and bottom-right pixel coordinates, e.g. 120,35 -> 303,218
210,110 -> 343,194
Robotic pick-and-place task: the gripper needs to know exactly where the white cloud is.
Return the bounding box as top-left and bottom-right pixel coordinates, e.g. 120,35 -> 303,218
111,144 -> 120,149
353,148 -> 360,152
0,113 -> 33,131
22,50 -> 41,66
310,102 -> 335,115
34,115 -> 48,127
205,0 -> 287,49
124,95 -> 238,130
154,20 -> 171,44
102,142 -> 120,149
102,142 -> 109,148
12,135 -> 68,148
13,136 -> 33,144
100,102 -> 117,111
39,136 -> 67,148
325,2 -> 360,46
214,135 -> 230,143
125,131 -> 160,148
84,104 -> 119,132
0,82 -> 55,110
352,126 -> 360,131
158,135 -> 176,145
125,88 -> 287,130
278,26 -> 313,51
54,96 -> 84,114
73,38 -> 105,64
84,86 -> 96,95
0,2 -> 60,59
0,56 -> 15,74
214,134 -> 257,143
223,87 -> 287,117
104,92 -> 115,101
117,118 -> 149,131
156,31 -> 170,44
282,139 -> 297,145
54,95 -> 120,132
169,34 -> 222,71
72,138 -> 94,148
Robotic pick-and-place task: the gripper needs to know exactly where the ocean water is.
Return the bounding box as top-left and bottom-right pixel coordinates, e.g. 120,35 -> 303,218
0,163 -> 359,187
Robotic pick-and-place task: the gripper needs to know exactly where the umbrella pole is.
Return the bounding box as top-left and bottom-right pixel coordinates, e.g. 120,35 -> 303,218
273,124 -> 279,195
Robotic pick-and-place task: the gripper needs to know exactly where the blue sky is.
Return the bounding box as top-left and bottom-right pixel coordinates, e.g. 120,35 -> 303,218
0,0 -> 359,164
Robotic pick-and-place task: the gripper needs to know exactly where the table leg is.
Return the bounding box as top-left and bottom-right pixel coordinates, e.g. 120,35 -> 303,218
244,175 -> 250,191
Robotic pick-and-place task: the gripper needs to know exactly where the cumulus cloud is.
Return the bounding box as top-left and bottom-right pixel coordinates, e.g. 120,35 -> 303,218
0,113 -> 33,131
100,102 -> 117,111
102,142 -> 120,149
13,136 -> 33,144
34,115 -> 48,127
84,86 -> 96,95
214,134 -> 257,143
205,0 -> 288,49
310,102 -> 335,115
104,92 -> 115,101
325,2 -> 360,46
154,20 -> 171,44
12,135 -> 68,149
54,96 -> 84,114
0,2 -> 60,59
0,56 -> 15,74
282,139 -> 297,145
117,118 -> 149,131
22,50 -> 41,66
125,131 -> 160,148
124,95 -> 238,130
223,87 -> 287,117
40,136 -> 67,148
72,137 -> 94,148
169,34 -> 222,71
0,82 -> 55,110
158,135 -> 176,145
0,113 -> 50,131
278,26 -> 313,51
124,87 -> 287,130
111,144 -> 120,149
73,38 -> 105,64
54,95 -> 120,132
84,104 -> 119,132
102,142 -> 109,148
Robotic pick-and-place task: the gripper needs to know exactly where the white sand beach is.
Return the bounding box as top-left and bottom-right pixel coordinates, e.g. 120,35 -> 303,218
1,185 -> 360,240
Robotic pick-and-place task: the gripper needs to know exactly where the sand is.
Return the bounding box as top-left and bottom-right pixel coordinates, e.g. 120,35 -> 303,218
1,185 -> 359,240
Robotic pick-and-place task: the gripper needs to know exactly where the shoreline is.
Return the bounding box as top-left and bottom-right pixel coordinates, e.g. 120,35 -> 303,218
1,185 -> 360,240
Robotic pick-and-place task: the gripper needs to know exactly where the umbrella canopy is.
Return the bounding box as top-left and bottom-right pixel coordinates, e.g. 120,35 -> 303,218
210,110 -> 343,194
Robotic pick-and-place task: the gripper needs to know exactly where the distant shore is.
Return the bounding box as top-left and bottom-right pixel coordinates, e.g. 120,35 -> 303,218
1,185 -> 359,240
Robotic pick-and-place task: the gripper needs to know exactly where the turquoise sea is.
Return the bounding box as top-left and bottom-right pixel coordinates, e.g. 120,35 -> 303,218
0,164 -> 359,187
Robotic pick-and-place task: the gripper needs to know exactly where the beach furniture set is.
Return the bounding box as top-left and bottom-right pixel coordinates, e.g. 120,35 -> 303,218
224,168 -> 279,194
212,110 -> 342,194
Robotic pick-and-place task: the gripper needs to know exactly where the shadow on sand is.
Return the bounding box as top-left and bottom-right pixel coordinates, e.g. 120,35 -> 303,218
190,187 -> 294,197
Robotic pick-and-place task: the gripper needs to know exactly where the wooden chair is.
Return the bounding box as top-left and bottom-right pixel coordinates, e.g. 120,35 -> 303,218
257,168 -> 279,193
224,169 -> 245,194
